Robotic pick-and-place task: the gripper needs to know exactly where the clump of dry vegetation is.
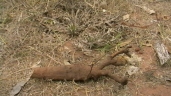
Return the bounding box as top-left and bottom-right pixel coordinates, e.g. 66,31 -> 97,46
1,0 -> 171,96
0,0 -> 134,95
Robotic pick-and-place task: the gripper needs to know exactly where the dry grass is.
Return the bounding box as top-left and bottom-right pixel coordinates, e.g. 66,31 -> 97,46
0,0 -> 132,95
1,0 -> 171,96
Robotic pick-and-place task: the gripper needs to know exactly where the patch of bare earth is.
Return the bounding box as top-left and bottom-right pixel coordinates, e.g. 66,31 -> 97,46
128,46 -> 171,96
0,0 -> 171,96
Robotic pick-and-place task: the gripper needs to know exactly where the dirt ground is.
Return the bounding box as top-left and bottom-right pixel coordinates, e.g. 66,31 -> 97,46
0,0 -> 171,96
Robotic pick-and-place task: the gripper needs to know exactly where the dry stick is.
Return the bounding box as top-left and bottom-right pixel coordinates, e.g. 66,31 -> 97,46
84,0 -> 95,9
111,46 -> 132,58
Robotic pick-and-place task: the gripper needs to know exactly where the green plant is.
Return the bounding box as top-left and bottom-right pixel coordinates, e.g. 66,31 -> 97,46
68,24 -> 78,37
97,43 -> 112,53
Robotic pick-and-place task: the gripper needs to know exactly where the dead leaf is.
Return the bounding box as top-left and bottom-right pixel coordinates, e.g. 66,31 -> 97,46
10,78 -> 30,96
102,9 -> 107,12
64,60 -> 71,65
123,14 -> 130,21
136,5 -> 155,15
162,15 -> 170,21
31,60 -> 41,68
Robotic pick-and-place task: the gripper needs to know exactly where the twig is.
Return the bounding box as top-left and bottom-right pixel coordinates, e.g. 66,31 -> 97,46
84,0 -> 95,9
111,46 -> 132,58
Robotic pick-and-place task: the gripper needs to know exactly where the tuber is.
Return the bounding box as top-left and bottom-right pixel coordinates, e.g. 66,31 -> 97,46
31,47 -> 131,85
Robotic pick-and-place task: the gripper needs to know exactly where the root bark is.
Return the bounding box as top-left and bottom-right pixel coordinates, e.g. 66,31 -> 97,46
31,47 -> 131,85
